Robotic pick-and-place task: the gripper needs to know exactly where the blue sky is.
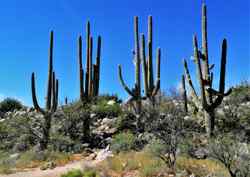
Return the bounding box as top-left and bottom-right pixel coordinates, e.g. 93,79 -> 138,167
0,0 -> 249,105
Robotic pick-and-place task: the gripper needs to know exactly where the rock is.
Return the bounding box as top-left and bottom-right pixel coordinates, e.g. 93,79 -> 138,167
95,146 -> 113,162
106,127 -> 117,134
9,153 -> 20,160
40,161 -> 56,170
101,118 -> 114,125
107,100 -> 116,106
189,147 -> 209,159
86,153 -> 97,161
13,142 -> 28,152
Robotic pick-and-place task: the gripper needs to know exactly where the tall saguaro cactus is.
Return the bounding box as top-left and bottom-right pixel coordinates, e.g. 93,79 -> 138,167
78,21 -> 102,101
183,3 -> 232,137
118,16 -> 161,114
31,31 -> 59,150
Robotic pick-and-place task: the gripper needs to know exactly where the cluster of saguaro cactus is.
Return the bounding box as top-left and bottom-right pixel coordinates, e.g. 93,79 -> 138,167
31,31 -> 59,150
118,16 -> 161,113
78,21 -> 102,101
183,3 -> 232,137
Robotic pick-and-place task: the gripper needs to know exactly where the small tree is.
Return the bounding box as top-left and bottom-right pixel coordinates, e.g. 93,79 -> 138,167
209,135 -> 250,177
144,102 -> 185,168
0,98 -> 23,113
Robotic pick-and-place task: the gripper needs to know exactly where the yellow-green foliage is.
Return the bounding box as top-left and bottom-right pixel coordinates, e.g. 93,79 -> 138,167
176,156 -> 230,177
98,151 -> 168,177
61,169 -> 100,177
111,131 -> 135,153
15,150 -> 71,169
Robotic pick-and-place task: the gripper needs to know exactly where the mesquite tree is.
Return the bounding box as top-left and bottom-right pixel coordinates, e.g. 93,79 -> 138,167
183,3 -> 232,137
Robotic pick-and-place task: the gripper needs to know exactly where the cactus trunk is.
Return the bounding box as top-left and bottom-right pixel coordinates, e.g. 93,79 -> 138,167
182,3 -> 231,137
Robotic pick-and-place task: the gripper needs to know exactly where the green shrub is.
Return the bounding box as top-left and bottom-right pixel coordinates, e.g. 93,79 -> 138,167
208,135 -> 250,177
92,100 -> 122,118
111,131 -> 135,153
0,98 -> 23,113
61,169 -> 83,177
115,112 -> 136,131
61,169 -> 99,177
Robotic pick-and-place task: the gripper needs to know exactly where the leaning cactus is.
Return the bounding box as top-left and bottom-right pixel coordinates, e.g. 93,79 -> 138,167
118,16 -> 161,113
183,3 -> 232,137
31,31 -> 59,150
78,21 -> 101,101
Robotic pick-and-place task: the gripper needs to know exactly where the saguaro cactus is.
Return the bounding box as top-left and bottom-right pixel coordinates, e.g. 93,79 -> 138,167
183,3 -> 232,137
78,21 -> 102,101
118,16 -> 161,113
181,75 -> 188,113
31,31 -> 59,150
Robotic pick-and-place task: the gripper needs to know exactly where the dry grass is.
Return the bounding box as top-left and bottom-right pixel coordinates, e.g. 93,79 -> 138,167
176,156 -> 230,177
97,151 -> 171,177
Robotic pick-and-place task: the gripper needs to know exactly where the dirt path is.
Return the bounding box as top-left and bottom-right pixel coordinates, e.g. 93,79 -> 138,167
0,160 -> 91,177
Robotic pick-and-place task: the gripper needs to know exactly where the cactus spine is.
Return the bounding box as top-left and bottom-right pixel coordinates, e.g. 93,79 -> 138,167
183,3 -> 232,137
118,16 -> 161,113
79,21 -> 102,101
31,31 -> 59,150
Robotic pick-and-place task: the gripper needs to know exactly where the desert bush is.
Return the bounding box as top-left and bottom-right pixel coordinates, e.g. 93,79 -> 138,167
61,169 -> 100,177
111,131 -> 135,153
143,101 -> 185,168
99,151 -> 166,177
62,102 -> 91,142
115,111 -> 136,131
61,169 -> 83,177
0,98 -> 23,113
92,100 -> 122,118
208,135 -> 250,177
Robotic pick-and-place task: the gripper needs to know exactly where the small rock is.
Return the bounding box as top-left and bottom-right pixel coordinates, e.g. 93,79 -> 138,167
86,153 -> 97,161
40,161 -> 56,170
107,100 -> 116,106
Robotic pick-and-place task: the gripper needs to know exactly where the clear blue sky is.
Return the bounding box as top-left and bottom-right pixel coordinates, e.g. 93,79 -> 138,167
0,0 -> 249,105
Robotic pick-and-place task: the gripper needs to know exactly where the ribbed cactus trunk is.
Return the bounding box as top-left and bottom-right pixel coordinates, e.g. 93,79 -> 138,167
31,31 -> 59,150
134,16 -> 142,114
118,16 -> 161,115
182,3 -> 231,137
78,21 -> 102,101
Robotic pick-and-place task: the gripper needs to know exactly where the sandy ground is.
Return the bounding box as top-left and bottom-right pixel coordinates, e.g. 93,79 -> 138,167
0,160 -> 92,177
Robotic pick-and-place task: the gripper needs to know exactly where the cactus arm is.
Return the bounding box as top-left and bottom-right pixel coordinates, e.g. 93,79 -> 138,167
141,34 -> 149,96
46,31 -> 54,110
88,36 -> 93,96
152,48 -> 161,96
31,73 -> 45,115
118,65 -> 136,97
182,74 -> 188,113
193,35 -> 207,108
211,39 -> 232,108
52,72 -> 56,109
218,39 -> 227,95
54,79 -> 59,111
85,21 -> 90,98
95,36 -> 101,96
134,16 -> 141,99
93,64 -> 98,96
78,36 -> 84,101
183,59 -> 198,101
201,3 -> 210,79
147,16 -> 154,92
51,72 -> 59,112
